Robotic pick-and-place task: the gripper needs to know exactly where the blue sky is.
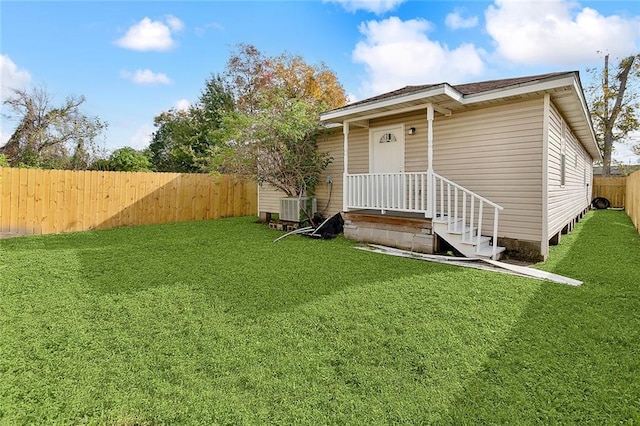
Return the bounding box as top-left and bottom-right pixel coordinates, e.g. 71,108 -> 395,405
1,0 -> 639,163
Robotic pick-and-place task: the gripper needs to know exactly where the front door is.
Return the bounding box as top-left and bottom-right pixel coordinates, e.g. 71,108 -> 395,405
370,125 -> 405,173
369,125 -> 405,211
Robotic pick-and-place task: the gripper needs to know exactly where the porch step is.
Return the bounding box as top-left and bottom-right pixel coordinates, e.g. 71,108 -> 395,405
432,216 -> 505,260
475,245 -> 506,258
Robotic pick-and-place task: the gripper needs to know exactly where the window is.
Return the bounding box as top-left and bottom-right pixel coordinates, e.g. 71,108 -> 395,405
379,132 -> 397,143
560,154 -> 566,186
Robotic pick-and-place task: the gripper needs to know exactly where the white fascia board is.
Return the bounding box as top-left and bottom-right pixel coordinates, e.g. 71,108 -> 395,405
341,103 -> 431,124
320,122 -> 343,129
571,80 -> 602,161
460,75 -> 577,105
443,85 -> 464,102
320,84 -> 451,122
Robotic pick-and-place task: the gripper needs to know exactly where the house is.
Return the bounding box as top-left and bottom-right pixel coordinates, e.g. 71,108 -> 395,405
259,71 -> 601,261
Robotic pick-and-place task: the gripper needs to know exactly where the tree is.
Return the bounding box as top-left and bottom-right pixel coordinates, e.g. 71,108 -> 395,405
148,75 -> 234,172
215,45 -> 346,213
147,109 -> 196,172
1,86 -> 107,169
218,93 -> 332,199
270,52 -> 348,111
224,43 -> 347,113
588,53 -> 640,175
224,43 -> 271,114
104,147 -> 152,172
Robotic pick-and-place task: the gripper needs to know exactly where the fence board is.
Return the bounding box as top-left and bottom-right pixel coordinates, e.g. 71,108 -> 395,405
0,168 -> 257,237
593,176 -> 626,208
627,171 -> 640,234
1,170 -> 12,233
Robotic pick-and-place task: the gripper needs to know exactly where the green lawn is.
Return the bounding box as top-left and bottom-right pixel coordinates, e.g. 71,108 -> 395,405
0,210 -> 638,424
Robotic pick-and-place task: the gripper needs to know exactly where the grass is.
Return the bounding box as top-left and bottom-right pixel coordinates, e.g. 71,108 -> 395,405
0,211 -> 638,424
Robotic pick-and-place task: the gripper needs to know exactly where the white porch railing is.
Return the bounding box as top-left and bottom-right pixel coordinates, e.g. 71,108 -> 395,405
432,172 -> 504,259
344,171 -> 504,259
345,172 -> 430,215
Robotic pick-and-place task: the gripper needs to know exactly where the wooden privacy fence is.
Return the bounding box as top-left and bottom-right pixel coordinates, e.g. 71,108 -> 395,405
627,171 -> 640,234
592,176 -> 626,208
0,168 -> 257,237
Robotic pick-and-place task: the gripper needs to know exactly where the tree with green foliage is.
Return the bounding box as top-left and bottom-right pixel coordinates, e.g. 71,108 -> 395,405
148,75 -> 234,172
218,93 -> 333,199
588,53 -> 639,175
213,44 -> 347,221
1,86 -> 107,169
103,147 -> 152,172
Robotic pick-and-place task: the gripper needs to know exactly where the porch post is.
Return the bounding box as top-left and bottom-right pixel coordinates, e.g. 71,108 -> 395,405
343,121 -> 349,212
426,104 -> 434,218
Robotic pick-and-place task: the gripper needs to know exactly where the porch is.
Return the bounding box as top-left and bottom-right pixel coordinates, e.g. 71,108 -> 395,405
343,171 -> 505,259
335,103 -> 504,259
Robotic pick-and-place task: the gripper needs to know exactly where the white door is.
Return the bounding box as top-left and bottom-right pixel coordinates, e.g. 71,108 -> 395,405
370,126 -> 404,173
370,126 -> 405,210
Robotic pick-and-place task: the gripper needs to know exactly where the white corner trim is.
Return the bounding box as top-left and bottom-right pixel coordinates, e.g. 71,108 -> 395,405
541,94 -> 550,259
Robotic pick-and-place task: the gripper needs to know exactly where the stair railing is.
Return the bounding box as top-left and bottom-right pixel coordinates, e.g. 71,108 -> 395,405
432,172 -> 504,259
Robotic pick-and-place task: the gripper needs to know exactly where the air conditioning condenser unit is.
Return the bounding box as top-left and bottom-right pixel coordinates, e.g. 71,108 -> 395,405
279,197 -> 317,222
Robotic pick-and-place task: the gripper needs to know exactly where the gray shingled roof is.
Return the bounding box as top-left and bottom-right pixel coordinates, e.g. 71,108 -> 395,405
338,71 -> 574,111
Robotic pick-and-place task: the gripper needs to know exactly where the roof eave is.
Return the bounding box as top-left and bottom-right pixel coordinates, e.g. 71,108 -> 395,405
320,84 -> 458,123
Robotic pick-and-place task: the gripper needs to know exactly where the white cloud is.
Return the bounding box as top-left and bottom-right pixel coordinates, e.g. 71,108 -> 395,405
174,99 -> 191,111
165,14 -> 184,32
324,0 -> 405,14
130,124 -> 155,150
115,16 -> 183,51
195,22 -> 224,37
352,17 -> 486,96
615,130 -> 640,164
486,0 -> 640,66
0,128 -> 9,146
120,69 -> 171,85
0,54 -> 31,100
445,9 -> 479,30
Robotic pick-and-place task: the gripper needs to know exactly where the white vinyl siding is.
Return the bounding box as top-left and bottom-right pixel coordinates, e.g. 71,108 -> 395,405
258,184 -> 286,215
547,102 -> 592,238
433,98 -> 545,243
315,130 -> 344,216
347,126 -> 369,174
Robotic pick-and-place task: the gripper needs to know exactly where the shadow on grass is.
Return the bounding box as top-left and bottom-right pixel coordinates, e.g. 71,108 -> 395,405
66,216 -> 460,316
446,210 -> 640,424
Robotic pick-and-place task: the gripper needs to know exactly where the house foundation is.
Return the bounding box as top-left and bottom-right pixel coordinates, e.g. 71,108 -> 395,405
343,211 -> 434,254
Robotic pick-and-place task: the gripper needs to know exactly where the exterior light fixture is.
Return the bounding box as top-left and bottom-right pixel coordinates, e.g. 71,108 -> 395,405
408,127 -> 416,135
